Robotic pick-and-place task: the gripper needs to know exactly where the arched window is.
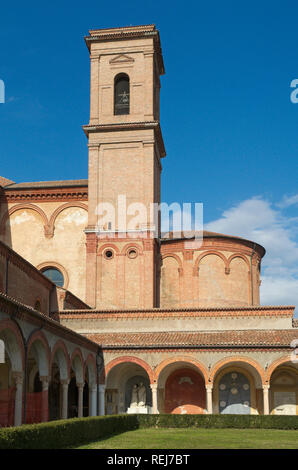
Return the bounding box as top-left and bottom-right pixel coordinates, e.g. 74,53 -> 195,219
114,73 -> 129,115
41,267 -> 64,287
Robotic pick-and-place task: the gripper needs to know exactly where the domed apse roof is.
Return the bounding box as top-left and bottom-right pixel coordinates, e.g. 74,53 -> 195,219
161,230 -> 266,258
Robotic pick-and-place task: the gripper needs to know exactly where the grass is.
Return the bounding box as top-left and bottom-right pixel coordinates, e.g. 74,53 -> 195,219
76,427 -> 298,449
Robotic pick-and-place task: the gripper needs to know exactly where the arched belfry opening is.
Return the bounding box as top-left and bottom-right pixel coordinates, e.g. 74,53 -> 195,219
114,73 -> 130,115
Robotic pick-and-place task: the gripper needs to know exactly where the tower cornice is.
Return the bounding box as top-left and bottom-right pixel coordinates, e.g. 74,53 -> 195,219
82,121 -> 166,158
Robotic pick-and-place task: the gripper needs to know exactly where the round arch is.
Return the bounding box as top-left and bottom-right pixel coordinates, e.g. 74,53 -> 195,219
98,243 -> 120,256
37,261 -> 69,290
194,251 -> 228,272
121,243 -> 144,256
48,202 -> 88,237
114,73 -> 130,115
0,319 -> 25,371
209,356 -> 265,387
213,365 -> 257,415
0,204 -> 49,237
161,253 -> 183,269
27,330 -> 51,377
70,348 -> 84,384
100,356 -> 154,384
227,253 -> 250,269
50,340 -> 70,381
266,355 -> 297,383
154,356 -> 209,385
84,354 -> 97,387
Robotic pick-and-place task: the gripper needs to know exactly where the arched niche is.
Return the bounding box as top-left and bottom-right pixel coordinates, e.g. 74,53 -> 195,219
160,256 -> 181,307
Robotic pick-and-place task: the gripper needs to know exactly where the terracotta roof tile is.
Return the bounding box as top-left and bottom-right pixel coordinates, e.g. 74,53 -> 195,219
85,329 -> 298,348
5,179 -> 88,189
0,176 -> 15,187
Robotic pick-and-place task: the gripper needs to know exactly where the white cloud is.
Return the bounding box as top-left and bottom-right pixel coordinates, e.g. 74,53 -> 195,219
204,197 -> 298,310
277,194 -> 298,209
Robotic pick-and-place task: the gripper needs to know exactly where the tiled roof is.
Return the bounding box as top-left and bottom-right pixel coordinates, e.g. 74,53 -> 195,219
161,230 -> 245,240
0,176 -> 15,187
161,231 -> 266,255
85,329 -> 298,348
4,179 -> 88,189
59,305 -> 295,317
89,24 -> 156,35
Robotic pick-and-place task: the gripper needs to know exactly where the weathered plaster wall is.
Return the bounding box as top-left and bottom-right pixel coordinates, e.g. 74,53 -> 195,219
1,203 -> 87,301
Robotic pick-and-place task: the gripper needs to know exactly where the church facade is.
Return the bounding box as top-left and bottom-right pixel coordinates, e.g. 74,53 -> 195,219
0,25 -> 297,425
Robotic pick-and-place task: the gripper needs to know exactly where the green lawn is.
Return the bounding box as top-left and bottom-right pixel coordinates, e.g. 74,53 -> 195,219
76,427 -> 298,449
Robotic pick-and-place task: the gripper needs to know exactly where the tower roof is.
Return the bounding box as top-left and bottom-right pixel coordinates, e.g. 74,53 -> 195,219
85,24 -> 165,75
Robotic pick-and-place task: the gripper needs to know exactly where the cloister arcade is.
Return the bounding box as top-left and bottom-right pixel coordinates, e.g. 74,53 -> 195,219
1,317 -> 298,427
101,356 -> 298,416
0,319 -> 98,427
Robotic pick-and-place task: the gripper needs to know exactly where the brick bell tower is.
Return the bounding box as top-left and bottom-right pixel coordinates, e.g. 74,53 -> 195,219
83,25 -> 166,309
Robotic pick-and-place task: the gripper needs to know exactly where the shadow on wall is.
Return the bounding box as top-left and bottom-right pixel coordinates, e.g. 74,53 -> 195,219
0,185 -> 11,250
0,185 -> 11,295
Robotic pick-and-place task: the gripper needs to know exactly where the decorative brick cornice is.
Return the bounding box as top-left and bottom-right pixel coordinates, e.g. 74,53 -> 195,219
82,121 -> 166,158
58,305 -> 295,319
2,187 -> 88,202
99,346 -> 293,354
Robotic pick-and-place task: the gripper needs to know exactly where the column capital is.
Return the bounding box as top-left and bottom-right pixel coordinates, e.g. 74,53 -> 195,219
206,384 -> 213,391
262,384 -> 270,391
77,382 -> 85,390
12,371 -> 23,385
40,375 -> 50,390
40,375 -> 50,381
98,384 -> 106,393
150,383 -> 158,391
60,379 -> 70,387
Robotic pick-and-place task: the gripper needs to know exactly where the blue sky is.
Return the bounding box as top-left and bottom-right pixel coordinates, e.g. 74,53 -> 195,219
0,0 -> 298,308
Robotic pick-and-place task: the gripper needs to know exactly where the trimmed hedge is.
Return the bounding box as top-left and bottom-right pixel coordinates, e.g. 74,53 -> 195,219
137,413 -> 298,430
0,413 -> 298,449
0,415 -> 138,449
